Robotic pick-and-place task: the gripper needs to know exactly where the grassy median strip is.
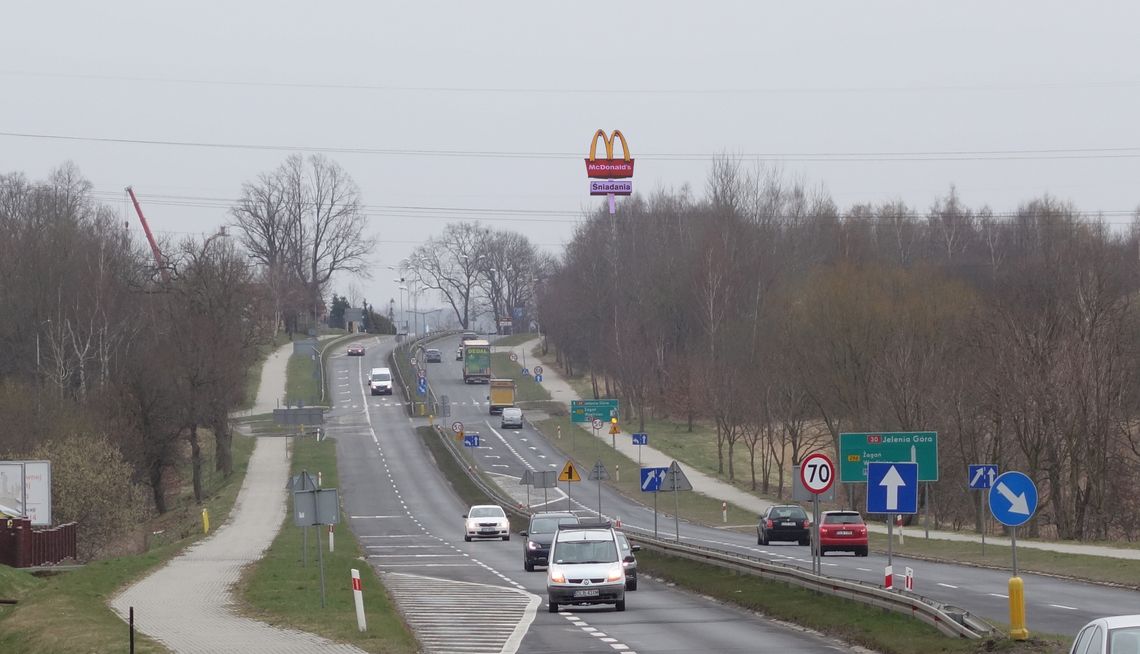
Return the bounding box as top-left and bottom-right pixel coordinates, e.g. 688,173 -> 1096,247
637,549 -> 1069,654
240,435 -> 417,653
491,353 -> 551,403
418,426 -> 528,534
0,433 -> 256,654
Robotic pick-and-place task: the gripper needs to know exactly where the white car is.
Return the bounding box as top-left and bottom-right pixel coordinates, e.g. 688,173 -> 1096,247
464,505 -> 510,542
547,521 -> 626,613
1070,615 -> 1140,653
500,407 -> 524,429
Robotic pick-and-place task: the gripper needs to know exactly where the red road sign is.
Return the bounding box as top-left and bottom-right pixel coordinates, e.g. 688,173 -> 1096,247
800,453 -> 835,495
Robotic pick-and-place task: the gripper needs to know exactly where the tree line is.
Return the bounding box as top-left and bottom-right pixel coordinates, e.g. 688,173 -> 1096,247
0,155 -> 373,557
537,158 -> 1140,542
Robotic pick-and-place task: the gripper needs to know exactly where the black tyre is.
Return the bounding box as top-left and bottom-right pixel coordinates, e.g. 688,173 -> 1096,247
627,578 -> 638,591
548,601 -> 558,613
798,538 -> 810,547
857,546 -> 869,557
524,561 -> 534,572
464,535 -> 471,542
502,535 -> 510,541
615,600 -> 626,612
759,535 -> 768,546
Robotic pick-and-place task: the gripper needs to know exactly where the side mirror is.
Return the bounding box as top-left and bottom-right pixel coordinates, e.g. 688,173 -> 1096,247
623,555 -> 636,563
631,545 -> 641,552
462,514 -> 468,518
520,531 -> 528,537
486,395 -> 491,401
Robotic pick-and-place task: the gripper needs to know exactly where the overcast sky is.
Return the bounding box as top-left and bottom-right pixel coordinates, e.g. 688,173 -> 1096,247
3,1 -> 1139,323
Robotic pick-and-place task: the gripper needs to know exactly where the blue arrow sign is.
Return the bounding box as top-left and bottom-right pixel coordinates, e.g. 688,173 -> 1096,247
988,471 -> 1037,527
463,433 -> 480,448
534,374 -> 543,383
632,433 -> 648,446
640,466 -> 668,492
968,464 -> 998,490
867,462 -> 918,514
417,378 -> 427,395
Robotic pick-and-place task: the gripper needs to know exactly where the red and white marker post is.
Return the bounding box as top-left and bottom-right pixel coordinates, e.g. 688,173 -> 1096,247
351,568 -> 367,631
884,565 -> 894,590
904,567 -> 914,592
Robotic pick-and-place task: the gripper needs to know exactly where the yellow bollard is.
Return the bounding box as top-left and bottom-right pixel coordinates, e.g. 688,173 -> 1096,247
201,508 -> 210,535
429,414 -> 434,427
1008,576 -> 1028,640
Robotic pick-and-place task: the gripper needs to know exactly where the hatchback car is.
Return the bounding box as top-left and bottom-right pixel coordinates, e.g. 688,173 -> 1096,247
818,510 -> 869,556
547,521 -> 626,613
1070,615 -> 1140,654
758,504 -> 811,546
424,348 -> 442,363
500,407 -> 524,429
616,531 -> 640,590
347,344 -> 365,356
456,346 -> 464,360
521,512 -> 579,571
463,504 -> 510,542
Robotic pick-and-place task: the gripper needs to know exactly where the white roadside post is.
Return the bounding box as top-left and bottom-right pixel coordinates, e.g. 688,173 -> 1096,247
721,501 -> 727,523
329,524 -> 334,553
351,569 -> 367,631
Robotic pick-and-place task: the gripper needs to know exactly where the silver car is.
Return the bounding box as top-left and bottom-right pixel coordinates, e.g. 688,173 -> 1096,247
546,521 -> 626,613
1070,615 -> 1140,653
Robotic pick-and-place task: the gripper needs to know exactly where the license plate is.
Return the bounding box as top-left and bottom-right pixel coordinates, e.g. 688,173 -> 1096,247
480,530 -> 497,534
573,589 -> 600,598
836,530 -> 852,536
782,522 -> 796,527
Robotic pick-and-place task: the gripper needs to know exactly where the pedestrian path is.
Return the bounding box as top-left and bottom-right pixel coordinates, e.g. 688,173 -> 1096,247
111,341 -> 368,653
500,338 -> 1140,562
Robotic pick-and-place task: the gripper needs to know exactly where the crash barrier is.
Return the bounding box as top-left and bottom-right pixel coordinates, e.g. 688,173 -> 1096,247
0,518 -> 78,567
426,424 -> 990,640
389,331 -> 459,417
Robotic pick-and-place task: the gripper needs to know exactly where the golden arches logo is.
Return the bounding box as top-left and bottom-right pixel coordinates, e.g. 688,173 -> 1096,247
585,129 -> 635,179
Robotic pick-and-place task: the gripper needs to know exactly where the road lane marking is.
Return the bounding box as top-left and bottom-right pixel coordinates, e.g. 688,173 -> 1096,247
856,567 -> 871,572
938,583 -> 958,589
989,593 -> 1008,599
1049,604 -> 1079,610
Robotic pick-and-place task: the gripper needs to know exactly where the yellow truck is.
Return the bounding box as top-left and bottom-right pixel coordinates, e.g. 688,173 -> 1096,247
488,378 -> 516,415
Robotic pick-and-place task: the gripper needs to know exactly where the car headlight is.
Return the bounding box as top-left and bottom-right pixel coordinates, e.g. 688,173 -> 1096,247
527,540 -> 540,550
549,566 -> 566,583
606,564 -> 624,582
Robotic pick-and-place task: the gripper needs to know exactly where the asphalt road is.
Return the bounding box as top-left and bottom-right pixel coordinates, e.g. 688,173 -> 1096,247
328,336 -> 845,654
418,334 -> 1139,638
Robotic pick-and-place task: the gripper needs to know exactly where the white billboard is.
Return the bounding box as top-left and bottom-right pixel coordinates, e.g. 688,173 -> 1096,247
0,460 -> 52,526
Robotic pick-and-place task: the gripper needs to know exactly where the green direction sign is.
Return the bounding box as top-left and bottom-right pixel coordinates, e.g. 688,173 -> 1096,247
571,399 -> 619,423
839,431 -> 939,482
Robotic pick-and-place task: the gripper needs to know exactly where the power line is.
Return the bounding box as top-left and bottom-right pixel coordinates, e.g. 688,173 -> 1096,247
6,130 -> 1140,162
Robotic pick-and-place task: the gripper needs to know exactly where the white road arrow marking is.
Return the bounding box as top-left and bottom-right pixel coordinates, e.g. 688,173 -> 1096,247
996,482 -> 1030,514
986,467 -> 997,486
880,465 -> 906,511
970,467 -> 985,487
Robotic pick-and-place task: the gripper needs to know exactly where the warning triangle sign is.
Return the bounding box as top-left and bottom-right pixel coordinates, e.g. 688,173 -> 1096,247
661,460 -> 693,491
558,460 -> 582,482
589,460 -> 610,481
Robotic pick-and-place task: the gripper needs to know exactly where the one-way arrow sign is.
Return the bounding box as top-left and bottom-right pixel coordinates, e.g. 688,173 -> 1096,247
988,471 -> 1037,527
968,464 -> 998,490
867,462 -> 918,514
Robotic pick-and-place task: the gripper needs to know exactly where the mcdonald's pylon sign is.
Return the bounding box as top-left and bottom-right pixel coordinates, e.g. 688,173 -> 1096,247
585,129 -> 635,179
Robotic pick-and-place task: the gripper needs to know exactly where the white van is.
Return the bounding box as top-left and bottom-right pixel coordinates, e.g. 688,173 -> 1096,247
368,367 -> 393,395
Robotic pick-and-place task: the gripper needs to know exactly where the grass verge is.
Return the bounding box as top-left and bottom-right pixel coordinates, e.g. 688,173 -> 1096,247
491,353 -> 551,403
286,351 -> 322,406
0,433 -> 256,654
239,436 -> 417,653
493,332 -> 539,347
637,549 -> 1070,654
532,415 -> 761,528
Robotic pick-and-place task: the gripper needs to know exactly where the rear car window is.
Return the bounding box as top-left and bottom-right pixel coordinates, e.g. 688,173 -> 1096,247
824,513 -> 864,525
770,507 -> 807,519
531,516 -> 578,533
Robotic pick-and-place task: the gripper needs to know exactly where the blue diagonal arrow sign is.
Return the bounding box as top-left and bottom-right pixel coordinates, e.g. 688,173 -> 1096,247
988,471 -> 1037,527
640,467 -> 668,492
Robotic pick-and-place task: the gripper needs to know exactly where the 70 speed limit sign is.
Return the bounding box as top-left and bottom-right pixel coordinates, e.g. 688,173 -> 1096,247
800,453 -> 835,495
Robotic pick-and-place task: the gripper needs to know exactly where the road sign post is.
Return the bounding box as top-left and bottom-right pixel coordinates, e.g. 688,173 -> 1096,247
559,461 -> 581,512
867,462 -> 918,572
988,470 -> 1037,641
632,432 -> 647,467
800,453 -> 834,576
571,399 -> 619,423
589,460 -> 609,518
969,464 -> 998,555
640,466 -> 669,538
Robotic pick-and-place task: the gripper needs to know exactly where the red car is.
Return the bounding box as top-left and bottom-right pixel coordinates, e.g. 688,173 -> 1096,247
347,344 -> 365,356
817,510 -> 868,556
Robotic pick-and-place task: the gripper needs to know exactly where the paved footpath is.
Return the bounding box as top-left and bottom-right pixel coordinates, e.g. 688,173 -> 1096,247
503,337 -> 1140,562
111,340 -> 367,653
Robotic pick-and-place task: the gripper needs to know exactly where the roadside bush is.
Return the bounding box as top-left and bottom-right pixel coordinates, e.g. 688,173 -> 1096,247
32,433 -> 148,560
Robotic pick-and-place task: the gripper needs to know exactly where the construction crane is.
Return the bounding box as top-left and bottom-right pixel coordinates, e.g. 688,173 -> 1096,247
125,186 -> 169,282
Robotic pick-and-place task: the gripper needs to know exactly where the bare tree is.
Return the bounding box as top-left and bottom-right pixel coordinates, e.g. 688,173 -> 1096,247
410,222 -> 490,329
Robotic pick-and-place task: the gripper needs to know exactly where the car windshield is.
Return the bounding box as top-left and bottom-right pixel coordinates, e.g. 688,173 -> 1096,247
553,539 -> 617,564
530,516 -> 578,534
1110,627 -> 1140,651
469,506 -> 505,519
371,373 -> 390,382
824,513 -> 863,525
427,349 -> 439,355
770,507 -> 807,520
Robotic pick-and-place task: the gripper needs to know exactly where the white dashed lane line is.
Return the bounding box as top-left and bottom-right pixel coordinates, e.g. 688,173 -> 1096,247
561,614 -> 638,654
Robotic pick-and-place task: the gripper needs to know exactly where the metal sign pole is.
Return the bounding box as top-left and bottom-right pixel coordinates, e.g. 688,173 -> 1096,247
673,469 -> 680,541
924,483 -> 930,539
653,490 -> 658,538
303,524 -> 309,568
543,480 -> 548,508
567,478 -> 571,512
526,483 -> 531,511
812,495 -> 820,575
1012,526 -> 1018,577
980,491 -> 986,556
597,477 -> 603,518
887,516 -> 894,568
317,522 -> 327,608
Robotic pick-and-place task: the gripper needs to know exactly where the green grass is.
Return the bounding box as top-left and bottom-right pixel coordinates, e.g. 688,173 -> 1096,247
0,432 -> 257,654
286,352 -> 322,407
636,550 -> 1070,654
240,436 -> 417,653
532,415 -> 762,528
493,333 -> 539,347
490,353 -> 551,403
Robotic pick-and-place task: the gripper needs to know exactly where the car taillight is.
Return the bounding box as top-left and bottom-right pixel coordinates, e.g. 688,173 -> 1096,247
766,519 -> 773,529
802,519 -> 810,528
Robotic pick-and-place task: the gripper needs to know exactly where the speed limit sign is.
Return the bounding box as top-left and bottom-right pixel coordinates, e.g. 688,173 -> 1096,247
591,418 -> 603,430
509,352 -> 518,362
534,365 -> 544,375
451,421 -> 464,434
800,453 -> 835,495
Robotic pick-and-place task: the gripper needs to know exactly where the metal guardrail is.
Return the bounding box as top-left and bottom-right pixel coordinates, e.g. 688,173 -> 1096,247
389,331 -> 460,417
424,424 -> 990,640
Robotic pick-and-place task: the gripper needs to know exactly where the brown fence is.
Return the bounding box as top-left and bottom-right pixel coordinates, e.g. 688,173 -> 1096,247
0,518 -> 78,567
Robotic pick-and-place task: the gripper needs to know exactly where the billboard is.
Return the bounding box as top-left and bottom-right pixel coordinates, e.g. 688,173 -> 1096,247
0,460 -> 52,526
584,129 -> 635,179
